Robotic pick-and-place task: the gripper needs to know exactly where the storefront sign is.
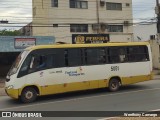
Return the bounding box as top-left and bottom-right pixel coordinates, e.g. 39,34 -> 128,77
72,34 -> 110,44
15,38 -> 36,49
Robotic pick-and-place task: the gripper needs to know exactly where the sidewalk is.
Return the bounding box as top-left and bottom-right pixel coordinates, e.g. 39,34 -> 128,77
153,75 -> 160,80
0,81 -> 5,96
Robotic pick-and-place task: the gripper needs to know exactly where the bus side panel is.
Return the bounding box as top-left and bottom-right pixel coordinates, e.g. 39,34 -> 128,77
62,66 -> 90,92
80,65 -> 108,88
110,62 -> 152,85
89,80 -> 99,89
98,79 -> 108,88
41,84 -> 64,95
19,60 -> 152,96
121,75 -> 151,85
40,65 -> 108,95
40,68 -> 65,95
63,81 -> 89,92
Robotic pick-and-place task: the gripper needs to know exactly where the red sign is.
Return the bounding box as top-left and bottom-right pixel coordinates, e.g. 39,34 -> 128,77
15,38 -> 36,49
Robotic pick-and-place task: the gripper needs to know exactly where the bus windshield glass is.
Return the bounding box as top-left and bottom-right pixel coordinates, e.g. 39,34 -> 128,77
8,50 -> 29,76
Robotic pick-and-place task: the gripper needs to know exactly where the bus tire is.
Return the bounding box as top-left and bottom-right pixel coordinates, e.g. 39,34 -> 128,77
20,87 -> 37,103
108,78 -> 120,92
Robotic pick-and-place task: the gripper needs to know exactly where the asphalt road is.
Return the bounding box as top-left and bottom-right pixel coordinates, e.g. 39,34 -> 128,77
0,79 -> 160,120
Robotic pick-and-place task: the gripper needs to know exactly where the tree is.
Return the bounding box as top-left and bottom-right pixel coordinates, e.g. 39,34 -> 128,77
0,29 -> 21,36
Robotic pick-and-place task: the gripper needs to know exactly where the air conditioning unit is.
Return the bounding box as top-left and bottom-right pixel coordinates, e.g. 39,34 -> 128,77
92,24 -> 100,30
126,3 -> 130,7
100,0 -> 105,6
124,21 -> 129,26
150,35 -> 156,40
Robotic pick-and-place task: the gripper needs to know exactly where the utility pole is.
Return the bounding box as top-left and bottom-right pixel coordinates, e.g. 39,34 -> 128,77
96,0 -> 100,34
156,0 -> 160,35
156,0 -> 160,66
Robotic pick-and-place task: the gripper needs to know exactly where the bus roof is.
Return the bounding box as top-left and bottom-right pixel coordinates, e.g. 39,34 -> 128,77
25,42 -> 150,51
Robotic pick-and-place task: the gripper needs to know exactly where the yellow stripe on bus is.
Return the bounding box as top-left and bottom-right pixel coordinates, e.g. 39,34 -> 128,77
26,42 -> 150,51
6,74 -> 152,99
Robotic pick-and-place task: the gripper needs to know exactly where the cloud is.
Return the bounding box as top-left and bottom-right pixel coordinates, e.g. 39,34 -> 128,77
0,0 -> 157,30
132,0 -> 156,22
0,0 -> 32,25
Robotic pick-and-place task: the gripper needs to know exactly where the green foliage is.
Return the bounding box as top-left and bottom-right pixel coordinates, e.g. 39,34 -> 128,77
0,29 -> 21,36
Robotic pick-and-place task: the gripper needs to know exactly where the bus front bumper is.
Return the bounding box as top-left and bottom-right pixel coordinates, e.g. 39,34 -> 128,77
5,88 -> 19,99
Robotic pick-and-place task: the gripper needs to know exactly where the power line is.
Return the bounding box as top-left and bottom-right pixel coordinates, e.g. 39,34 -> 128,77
0,0 -> 157,29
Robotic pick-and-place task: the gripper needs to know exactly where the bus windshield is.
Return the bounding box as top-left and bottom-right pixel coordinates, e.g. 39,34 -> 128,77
8,50 -> 29,76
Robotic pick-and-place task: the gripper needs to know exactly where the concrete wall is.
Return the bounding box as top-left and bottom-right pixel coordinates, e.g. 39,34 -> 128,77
32,0 -> 133,43
150,40 -> 160,69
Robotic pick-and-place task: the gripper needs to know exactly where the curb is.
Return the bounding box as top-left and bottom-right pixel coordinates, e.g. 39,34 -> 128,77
0,88 -> 6,96
0,81 -> 5,96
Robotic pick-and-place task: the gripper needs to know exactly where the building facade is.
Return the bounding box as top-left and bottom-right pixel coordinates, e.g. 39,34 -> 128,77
19,22 -> 33,36
133,23 -> 157,41
32,0 -> 133,43
133,23 -> 159,69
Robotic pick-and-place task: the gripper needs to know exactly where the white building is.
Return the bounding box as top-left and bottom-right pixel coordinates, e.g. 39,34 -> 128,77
133,23 -> 157,41
32,0 -> 133,43
133,23 -> 160,69
19,22 -> 33,36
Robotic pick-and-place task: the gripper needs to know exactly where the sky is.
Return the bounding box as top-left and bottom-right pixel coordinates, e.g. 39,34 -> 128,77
132,0 -> 156,23
0,0 -> 32,30
0,0 -> 157,30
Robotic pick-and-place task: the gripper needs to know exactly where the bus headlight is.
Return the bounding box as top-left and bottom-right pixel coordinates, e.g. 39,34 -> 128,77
6,76 -> 10,82
7,85 -> 14,89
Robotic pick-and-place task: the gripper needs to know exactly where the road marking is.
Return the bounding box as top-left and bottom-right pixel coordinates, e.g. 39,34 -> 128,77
1,87 -> 160,111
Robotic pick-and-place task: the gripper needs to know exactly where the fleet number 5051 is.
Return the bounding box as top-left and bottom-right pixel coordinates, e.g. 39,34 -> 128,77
111,66 -> 119,71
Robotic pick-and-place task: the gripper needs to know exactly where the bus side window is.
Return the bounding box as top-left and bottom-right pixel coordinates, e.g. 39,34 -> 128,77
108,47 -> 127,63
85,48 -> 99,65
19,55 -> 32,73
29,55 -> 46,72
128,46 -> 149,62
46,55 -> 54,68
18,55 -> 32,78
108,47 -> 120,63
53,49 -> 66,68
67,49 -> 83,66
30,57 -> 35,69
98,48 -> 107,64
119,48 -> 127,62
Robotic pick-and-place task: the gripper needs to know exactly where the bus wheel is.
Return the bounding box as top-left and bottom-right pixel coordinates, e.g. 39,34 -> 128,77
108,78 -> 120,92
20,87 -> 37,103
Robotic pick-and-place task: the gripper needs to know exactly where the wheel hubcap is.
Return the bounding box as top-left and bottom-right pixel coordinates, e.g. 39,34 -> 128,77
25,91 -> 33,100
111,82 -> 117,89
